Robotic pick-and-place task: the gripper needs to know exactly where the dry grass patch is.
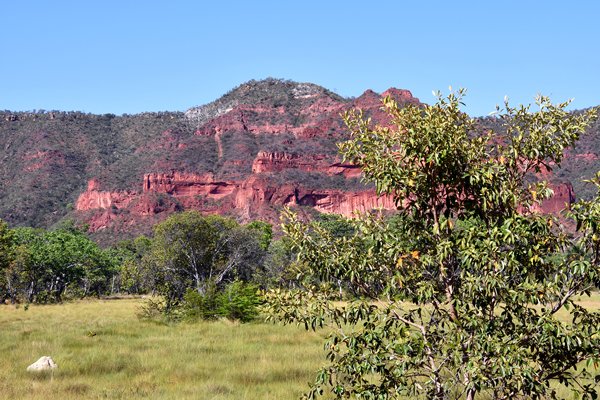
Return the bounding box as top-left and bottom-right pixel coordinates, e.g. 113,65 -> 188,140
0,299 -> 325,400
1,294 -> 597,399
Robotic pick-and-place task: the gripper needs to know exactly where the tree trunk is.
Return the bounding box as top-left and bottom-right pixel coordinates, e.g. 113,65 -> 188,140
28,281 -> 34,302
110,275 -> 116,295
193,269 -> 203,294
466,388 -> 476,400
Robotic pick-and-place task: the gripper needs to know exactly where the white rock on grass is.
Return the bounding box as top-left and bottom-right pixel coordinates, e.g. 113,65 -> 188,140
26,356 -> 57,372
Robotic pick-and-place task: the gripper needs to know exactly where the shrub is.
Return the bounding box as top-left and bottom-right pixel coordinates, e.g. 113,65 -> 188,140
181,284 -> 220,321
216,281 -> 262,322
181,281 -> 261,323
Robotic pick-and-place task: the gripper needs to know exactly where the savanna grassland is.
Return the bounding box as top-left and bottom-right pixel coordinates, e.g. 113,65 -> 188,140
1,295 -> 599,399
0,298 -> 327,400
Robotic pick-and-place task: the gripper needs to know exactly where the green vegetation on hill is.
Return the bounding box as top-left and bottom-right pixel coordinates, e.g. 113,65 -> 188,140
0,79 -> 357,230
1,79 -> 599,235
0,111 -> 184,227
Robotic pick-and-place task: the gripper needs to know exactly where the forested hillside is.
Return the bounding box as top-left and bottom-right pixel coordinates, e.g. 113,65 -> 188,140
0,79 -> 597,239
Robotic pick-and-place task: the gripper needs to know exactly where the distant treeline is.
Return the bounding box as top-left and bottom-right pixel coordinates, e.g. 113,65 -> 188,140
0,211 -> 356,319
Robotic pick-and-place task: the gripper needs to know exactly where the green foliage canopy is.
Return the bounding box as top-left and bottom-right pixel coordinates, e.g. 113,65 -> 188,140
0,219 -> 14,301
142,211 -> 267,310
4,226 -> 115,302
265,91 -> 600,399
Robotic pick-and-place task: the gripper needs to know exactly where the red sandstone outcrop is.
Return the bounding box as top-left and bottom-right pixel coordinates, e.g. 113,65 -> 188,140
351,88 -> 420,124
294,189 -> 395,215
76,171 -> 398,231
70,84 -> 580,234
75,179 -> 136,211
142,172 -> 236,199
75,171 -> 577,233
251,151 -> 328,173
535,182 -> 576,214
251,151 -> 363,177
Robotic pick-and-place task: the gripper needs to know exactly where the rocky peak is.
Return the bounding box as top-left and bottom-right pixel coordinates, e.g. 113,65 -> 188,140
184,78 -> 345,127
353,88 -> 420,111
382,88 -> 418,103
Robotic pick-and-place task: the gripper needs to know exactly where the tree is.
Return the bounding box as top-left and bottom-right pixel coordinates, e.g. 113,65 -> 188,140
265,91 -> 600,399
245,220 -> 273,251
143,211 -> 266,309
259,237 -> 302,288
10,226 -> 115,302
315,214 -> 356,239
0,219 -> 15,302
112,235 -> 152,294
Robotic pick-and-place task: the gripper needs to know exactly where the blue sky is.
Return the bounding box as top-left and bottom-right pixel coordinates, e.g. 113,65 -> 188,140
1,1 -> 598,116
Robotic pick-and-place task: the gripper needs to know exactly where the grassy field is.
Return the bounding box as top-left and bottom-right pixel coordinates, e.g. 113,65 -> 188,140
1,295 -> 598,399
0,299 -> 326,400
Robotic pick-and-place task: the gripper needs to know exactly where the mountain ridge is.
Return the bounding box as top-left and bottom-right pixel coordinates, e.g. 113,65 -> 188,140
0,79 -> 597,243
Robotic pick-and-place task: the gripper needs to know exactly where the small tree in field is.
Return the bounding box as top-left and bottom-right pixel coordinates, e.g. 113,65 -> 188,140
143,211 -> 266,312
265,91 -> 600,399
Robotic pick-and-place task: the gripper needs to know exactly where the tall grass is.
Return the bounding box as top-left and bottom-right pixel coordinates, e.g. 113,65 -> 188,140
1,295 -> 598,399
0,299 -> 326,399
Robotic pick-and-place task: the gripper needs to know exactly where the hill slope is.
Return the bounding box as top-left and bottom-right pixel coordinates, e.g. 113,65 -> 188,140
1,79 -> 598,242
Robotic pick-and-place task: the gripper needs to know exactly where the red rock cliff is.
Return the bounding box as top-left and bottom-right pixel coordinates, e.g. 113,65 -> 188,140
71,83 -> 579,234
75,179 -> 136,211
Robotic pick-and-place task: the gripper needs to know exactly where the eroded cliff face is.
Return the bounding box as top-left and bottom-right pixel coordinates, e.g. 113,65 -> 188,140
250,151 -> 363,177
76,171 -> 395,231
76,172 -> 575,233
74,84 -> 420,232
71,81 -> 580,234
142,172 -> 236,198
76,179 -> 136,211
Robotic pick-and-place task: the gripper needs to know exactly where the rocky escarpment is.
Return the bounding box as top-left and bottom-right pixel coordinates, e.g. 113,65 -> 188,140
76,179 -> 136,211
76,173 -> 576,232
251,151 -> 361,177
73,80 -> 422,233
76,172 -> 396,231
73,80 -> 583,235
2,78 -> 596,239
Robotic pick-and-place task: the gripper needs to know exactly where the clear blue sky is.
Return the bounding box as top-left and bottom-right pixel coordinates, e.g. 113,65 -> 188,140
1,1 -> 598,116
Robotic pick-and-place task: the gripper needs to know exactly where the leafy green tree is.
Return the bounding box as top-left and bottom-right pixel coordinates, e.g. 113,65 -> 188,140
143,212 -> 266,309
265,92 -> 600,399
3,243 -> 31,303
10,227 -> 48,301
112,235 -> 152,294
0,219 -> 15,302
245,220 -> 273,250
10,226 -> 115,302
315,214 -> 356,239
225,224 -> 269,282
259,237 -> 301,288
182,280 -> 262,323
